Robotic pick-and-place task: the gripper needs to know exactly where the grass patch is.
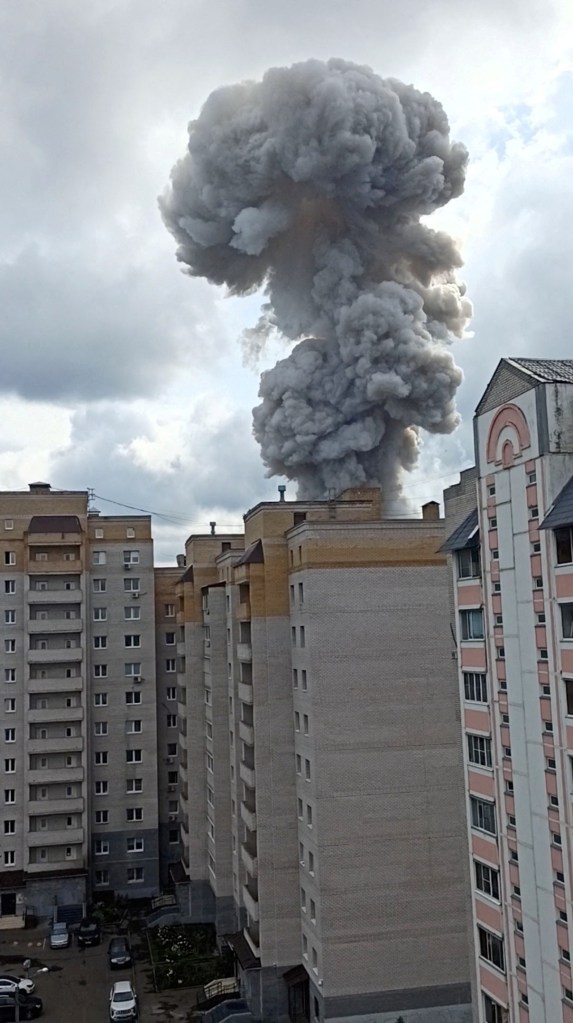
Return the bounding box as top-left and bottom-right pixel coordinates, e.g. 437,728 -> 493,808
147,924 -> 233,991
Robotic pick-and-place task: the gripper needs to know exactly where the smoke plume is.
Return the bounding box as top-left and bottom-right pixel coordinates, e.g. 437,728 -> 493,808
160,58 -> 470,500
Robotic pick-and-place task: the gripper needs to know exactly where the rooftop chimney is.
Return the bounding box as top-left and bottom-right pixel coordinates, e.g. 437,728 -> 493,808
278,485 -> 286,502
29,482 -> 51,493
209,521 -> 216,535
176,554 -> 186,568
422,500 -> 440,521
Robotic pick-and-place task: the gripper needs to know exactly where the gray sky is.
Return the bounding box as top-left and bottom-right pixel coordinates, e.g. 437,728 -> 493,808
1,0 -> 572,561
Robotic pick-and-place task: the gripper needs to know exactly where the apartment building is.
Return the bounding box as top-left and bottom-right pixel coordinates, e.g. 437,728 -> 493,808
0,482 -> 171,919
444,358 -> 573,1023
175,489 -> 472,1023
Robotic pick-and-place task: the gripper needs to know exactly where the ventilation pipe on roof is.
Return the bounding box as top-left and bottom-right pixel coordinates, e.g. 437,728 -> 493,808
278,485 -> 286,502
210,521 -> 216,535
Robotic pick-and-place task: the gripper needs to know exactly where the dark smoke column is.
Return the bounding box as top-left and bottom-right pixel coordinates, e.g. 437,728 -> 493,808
160,58 -> 471,500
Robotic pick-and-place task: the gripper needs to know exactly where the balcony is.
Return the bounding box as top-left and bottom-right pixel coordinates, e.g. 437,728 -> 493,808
28,677 -> 83,694
28,798 -> 84,816
28,767 -> 84,784
243,923 -> 260,958
237,643 -> 252,664
27,589 -> 83,604
27,857 -> 85,874
28,648 -> 82,664
239,762 -> 256,790
240,801 -> 257,833
28,827 -> 84,848
237,601 -> 251,620
241,842 -> 258,878
239,721 -> 254,746
28,619 -> 83,634
238,682 -> 253,706
28,557 -> 84,574
242,883 -> 259,923
28,707 -> 84,724
27,736 -> 84,754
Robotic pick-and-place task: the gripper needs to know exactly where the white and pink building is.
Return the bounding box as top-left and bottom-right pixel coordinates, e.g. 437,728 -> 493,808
444,358 -> 573,1023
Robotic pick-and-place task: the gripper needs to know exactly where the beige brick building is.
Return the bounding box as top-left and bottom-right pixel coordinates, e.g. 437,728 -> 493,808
175,488 -> 472,1023
0,482 -> 179,918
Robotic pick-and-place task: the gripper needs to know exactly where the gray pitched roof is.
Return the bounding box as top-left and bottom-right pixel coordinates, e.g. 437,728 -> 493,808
440,508 -> 479,552
540,475 -> 573,531
28,515 -> 81,534
507,358 -> 573,384
236,539 -> 264,565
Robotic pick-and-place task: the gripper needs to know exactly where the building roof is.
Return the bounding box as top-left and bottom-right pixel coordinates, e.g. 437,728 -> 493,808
236,539 -> 264,565
28,515 -> 82,534
506,358 -> 573,384
179,565 -> 194,583
440,508 -> 479,552
222,932 -> 260,971
540,475 -> 573,531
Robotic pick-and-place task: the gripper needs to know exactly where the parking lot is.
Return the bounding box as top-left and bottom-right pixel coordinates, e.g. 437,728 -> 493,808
0,924 -> 194,1022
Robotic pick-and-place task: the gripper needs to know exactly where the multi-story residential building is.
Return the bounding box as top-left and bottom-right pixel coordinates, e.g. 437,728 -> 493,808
175,488 -> 472,1023
444,358 -> 573,1023
0,482 -> 175,919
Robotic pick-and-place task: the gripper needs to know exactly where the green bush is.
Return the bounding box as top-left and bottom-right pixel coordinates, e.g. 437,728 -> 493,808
148,924 -> 233,991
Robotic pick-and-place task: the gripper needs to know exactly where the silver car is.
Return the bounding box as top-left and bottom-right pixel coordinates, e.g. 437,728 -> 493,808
49,920 -> 71,949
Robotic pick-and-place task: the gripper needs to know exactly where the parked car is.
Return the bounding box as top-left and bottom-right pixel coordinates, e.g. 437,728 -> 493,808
0,992 -> 43,1021
77,918 -> 102,948
49,920 -> 70,949
0,977 -> 35,995
108,937 -> 132,969
109,980 -> 137,1021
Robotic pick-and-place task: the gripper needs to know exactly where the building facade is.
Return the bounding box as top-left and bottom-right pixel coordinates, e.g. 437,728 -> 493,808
444,358 -> 573,1023
176,489 -> 472,1023
0,482 -> 177,919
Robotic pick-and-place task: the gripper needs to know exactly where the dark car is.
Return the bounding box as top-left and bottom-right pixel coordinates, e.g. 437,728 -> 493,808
108,937 -> 133,969
0,992 -> 43,1021
77,918 -> 102,948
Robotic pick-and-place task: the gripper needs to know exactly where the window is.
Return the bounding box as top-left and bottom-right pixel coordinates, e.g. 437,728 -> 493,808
95,751 -> 108,765
4,610 -> 15,625
168,771 -> 178,785
126,750 -> 142,763
460,609 -> 484,641
127,866 -> 144,883
4,790 -> 15,804
126,808 -> 143,822
4,759 -> 15,773
165,603 -> 175,617
4,699 -> 15,713
4,552 -> 15,566
4,640 -> 15,654
125,691 -> 142,705
4,580 -> 15,594
95,781 -> 108,795
123,549 -> 140,564
95,528 -> 104,539
483,994 -> 504,1023
124,578 -> 140,592
165,632 -> 176,645
95,870 -> 109,886
169,829 -> 179,844
94,840 -> 109,855
125,635 -> 141,647
457,547 -> 480,579
301,669 -> 308,691
92,551 -> 106,565
530,505 -> 539,519
93,608 -> 107,622
467,733 -> 492,768
94,722 -> 108,736
3,851 -> 15,866
535,576 -> 543,589
305,759 -> 311,781
302,935 -> 308,958
168,743 -> 177,756
94,693 -> 108,707
303,714 -> 309,735
293,668 -> 298,689
540,647 -> 548,660
295,712 -> 300,731
124,606 -> 140,620
306,804 -> 313,827
300,626 -> 306,648
166,687 -> 176,701
464,672 -> 487,703
93,636 -> 108,652
470,796 -> 496,835
126,720 -> 142,734
310,899 -> 316,923
489,517 -> 497,529
312,948 -> 318,973
296,754 -> 302,775
125,663 -> 141,677
565,680 -> 573,716
475,861 -> 500,900
556,527 -> 573,565
4,820 -> 15,835
478,926 -> 505,972
4,668 -> 15,682
3,519 -> 13,530
308,850 -> 315,874
561,603 -> 573,639
127,837 -> 144,853
491,549 -> 499,560
126,779 -> 143,793
166,659 -> 176,672
4,729 -> 15,743
166,714 -> 177,728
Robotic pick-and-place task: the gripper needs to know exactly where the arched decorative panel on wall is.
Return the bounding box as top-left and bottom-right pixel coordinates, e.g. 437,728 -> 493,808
486,404 -> 531,467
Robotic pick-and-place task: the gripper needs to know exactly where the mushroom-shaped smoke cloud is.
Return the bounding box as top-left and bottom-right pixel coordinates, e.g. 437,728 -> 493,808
160,58 -> 471,500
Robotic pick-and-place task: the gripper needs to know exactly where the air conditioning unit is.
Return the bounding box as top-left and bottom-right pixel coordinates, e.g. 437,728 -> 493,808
166,757 -> 174,764
124,563 -> 131,570
168,784 -> 177,792
168,813 -> 178,822
131,593 -> 140,600
133,676 -> 144,684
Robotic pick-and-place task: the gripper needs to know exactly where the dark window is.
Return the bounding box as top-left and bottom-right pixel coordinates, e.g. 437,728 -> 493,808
467,734 -> 492,768
464,672 -> 487,703
556,527 -> 573,566
483,994 -> 504,1023
460,609 -> 484,641
478,926 -> 505,972
470,796 -> 496,835
475,861 -> 500,900
457,547 -> 481,579
561,603 -> 573,639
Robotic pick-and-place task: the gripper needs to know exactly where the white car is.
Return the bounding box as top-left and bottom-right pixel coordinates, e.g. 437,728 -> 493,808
109,980 -> 138,1021
0,975 -> 35,995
